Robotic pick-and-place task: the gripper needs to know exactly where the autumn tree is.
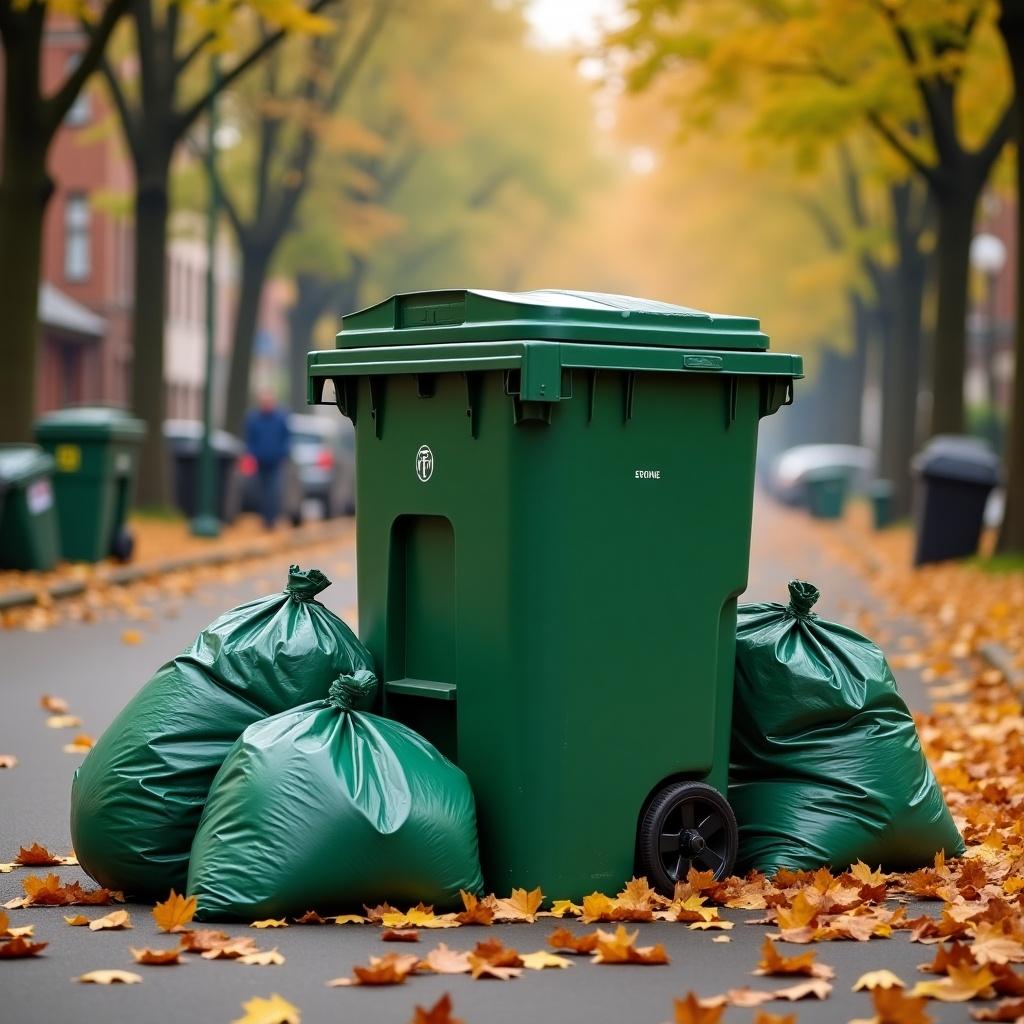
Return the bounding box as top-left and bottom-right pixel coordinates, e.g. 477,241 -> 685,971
100,0 -> 331,505
0,0 -> 132,442
612,0 -> 1012,439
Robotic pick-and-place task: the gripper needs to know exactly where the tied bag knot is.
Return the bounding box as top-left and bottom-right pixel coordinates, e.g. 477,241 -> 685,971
786,579 -> 820,619
285,565 -> 331,601
328,669 -> 378,711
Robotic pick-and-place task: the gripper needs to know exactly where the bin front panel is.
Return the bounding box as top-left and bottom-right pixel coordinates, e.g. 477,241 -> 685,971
352,365 -> 764,898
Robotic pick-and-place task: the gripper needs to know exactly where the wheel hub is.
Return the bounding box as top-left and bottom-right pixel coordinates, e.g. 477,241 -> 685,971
683,829 -> 705,854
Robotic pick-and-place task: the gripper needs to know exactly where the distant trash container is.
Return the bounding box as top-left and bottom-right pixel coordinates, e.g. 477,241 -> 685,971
34,406 -> 145,563
163,420 -> 243,523
0,445 -> 61,571
912,436 -> 1000,566
803,465 -> 848,519
869,479 -> 894,530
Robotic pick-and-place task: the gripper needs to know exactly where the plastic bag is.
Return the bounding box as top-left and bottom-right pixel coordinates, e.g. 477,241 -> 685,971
71,566 -> 374,899
729,580 -> 964,875
187,669 -> 484,921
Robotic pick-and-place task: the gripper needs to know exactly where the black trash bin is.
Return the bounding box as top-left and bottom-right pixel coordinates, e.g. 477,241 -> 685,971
163,420 -> 243,523
912,436 -> 1000,566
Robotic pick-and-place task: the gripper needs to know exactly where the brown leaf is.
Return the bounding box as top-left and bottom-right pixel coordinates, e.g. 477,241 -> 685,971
130,947 -> 182,965
672,992 -> 726,1023
468,938 -> 524,978
22,872 -> 118,907
751,1014 -> 797,1024
382,929 -> 420,942
592,924 -> 670,965
853,987 -> 935,1024
918,941 -> 977,975
293,910 -> 327,925
0,936 -> 47,958
549,926 -> 599,954
350,952 -> 420,986
754,937 -> 833,979
152,890 -> 197,932
971,998 -> 1024,1021
364,902 -> 400,923
75,969 -> 142,984
14,842 -> 62,866
177,929 -> 231,953
411,993 -> 464,1024
455,890 -> 495,926
201,937 -> 260,960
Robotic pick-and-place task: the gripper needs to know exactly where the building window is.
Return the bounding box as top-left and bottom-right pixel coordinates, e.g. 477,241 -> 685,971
64,53 -> 91,127
64,193 -> 91,282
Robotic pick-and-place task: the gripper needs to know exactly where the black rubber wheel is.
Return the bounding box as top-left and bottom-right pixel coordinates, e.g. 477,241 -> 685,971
637,781 -> 738,893
110,527 -> 135,563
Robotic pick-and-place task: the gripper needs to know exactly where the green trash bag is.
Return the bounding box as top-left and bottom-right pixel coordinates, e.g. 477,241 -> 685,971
71,566 -> 374,900
187,669 -> 484,921
729,580 -> 964,875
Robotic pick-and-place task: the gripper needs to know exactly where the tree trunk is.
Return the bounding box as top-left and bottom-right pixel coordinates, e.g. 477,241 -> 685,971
287,274 -> 333,413
996,5 -> 1024,554
130,170 -> 172,508
224,243 -> 271,437
928,186 -> 978,437
879,183 -> 929,519
0,144 -> 50,441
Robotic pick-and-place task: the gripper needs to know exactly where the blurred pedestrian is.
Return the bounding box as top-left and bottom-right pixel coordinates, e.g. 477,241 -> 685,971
244,392 -> 291,529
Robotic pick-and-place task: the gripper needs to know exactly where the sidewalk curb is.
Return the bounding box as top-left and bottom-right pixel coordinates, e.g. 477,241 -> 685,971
0,520 -> 352,612
979,641 -> 1024,695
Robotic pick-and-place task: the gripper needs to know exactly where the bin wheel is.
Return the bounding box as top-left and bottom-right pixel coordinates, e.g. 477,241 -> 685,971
110,527 -> 135,563
637,781 -> 737,893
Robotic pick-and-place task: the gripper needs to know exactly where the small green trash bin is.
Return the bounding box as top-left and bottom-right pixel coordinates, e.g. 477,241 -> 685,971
804,466 -> 848,520
869,479 -> 894,529
0,445 -> 61,571
309,289 -> 802,898
34,406 -> 146,563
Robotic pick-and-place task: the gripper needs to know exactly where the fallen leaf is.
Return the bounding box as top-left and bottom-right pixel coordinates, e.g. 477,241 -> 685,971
364,902 -> 400,924
46,714 -> 81,728
238,948 -> 285,966
201,938 -> 260,960
231,993 -> 300,1024
754,937 -> 833,979
14,842 -> 62,866
40,694 -> 68,713
493,887 -> 544,923
592,924 -> 670,965
353,953 -> 420,985
333,914 -> 367,925
250,919 -> 289,929
853,969 -> 906,991
76,969 -> 142,984
752,1014 -> 797,1024
0,755 -> 17,769
468,938 -> 524,979
970,922 -> 1024,965
456,890 -> 495,926
971,998 -> 1024,1021
411,993 -> 464,1024
89,909 -> 131,931
130,947 -> 183,965
21,872 -> 119,907
0,936 -> 47,958
671,992 -> 726,1023
545,900 -> 583,919
422,943 -> 472,975
850,986 -> 935,1024
549,927 -> 600,954
293,911 -> 327,925
911,963 -> 997,1001
918,941 -> 977,975
0,910 -> 33,937
178,929 -> 230,953
121,628 -> 143,645
380,907 -> 459,930
520,950 -> 573,970
712,935 -> 732,943
63,734 -> 95,753
382,929 -> 420,942
152,890 -> 197,932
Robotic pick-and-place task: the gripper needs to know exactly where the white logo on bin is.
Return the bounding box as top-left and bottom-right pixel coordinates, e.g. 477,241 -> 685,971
415,445 -> 434,483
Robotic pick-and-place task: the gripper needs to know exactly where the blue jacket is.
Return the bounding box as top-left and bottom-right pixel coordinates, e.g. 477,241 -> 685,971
245,407 -> 291,467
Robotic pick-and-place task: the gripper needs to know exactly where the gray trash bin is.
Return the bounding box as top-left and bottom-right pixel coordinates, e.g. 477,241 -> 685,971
163,420 -> 243,523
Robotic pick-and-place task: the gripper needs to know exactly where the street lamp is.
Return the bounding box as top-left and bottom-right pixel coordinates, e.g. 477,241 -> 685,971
191,58 -> 222,538
969,232 -> 1008,420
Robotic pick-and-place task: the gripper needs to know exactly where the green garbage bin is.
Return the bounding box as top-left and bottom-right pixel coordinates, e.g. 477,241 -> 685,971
34,407 -> 146,563
0,445 -> 61,571
308,289 -> 802,898
803,466 -> 848,520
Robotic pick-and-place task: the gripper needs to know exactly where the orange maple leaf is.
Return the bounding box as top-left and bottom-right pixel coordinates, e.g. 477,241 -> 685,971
593,924 -> 670,965
411,993 -> 464,1024
549,926 -> 599,954
152,890 -> 197,932
493,887 -> 543,923
671,992 -> 725,1023
754,937 -> 833,979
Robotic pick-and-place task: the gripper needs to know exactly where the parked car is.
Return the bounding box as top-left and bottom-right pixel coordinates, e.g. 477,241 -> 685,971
768,444 -> 874,506
238,412 -> 354,523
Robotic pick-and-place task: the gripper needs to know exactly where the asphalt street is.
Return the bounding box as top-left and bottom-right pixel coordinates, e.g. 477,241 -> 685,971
0,503 -> 972,1024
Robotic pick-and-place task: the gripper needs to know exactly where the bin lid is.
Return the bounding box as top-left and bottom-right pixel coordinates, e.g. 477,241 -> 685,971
35,405 -> 146,442
912,436 -> 1001,486
0,444 -> 55,485
338,288 -> 769,351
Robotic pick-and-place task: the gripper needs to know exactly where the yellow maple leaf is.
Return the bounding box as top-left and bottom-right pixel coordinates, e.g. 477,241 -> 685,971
494,887 -> 544,922
910,963 -> 997,1001
250,919 -> 289,929
152,890 -> 197,933
232,993 -> 301,1024
88,909 -> 131,931
520,950 -> 572,970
